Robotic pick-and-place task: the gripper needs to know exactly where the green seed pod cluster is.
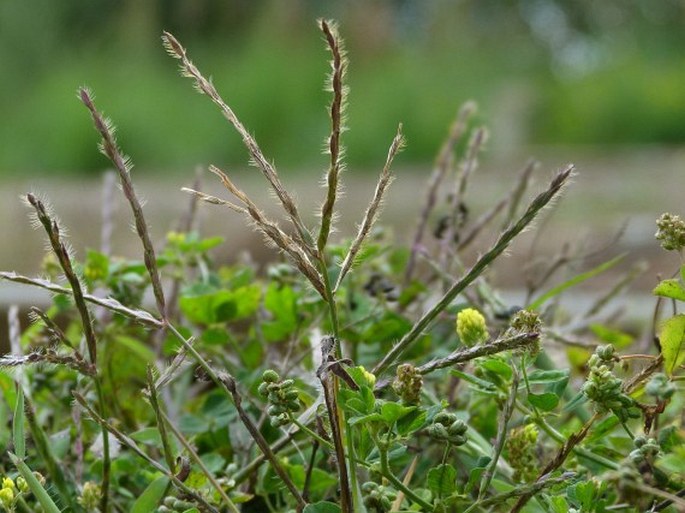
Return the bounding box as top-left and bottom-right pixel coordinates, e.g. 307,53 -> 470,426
582,345 -> 638,422
427,412 -> 468,446
587,344 -> 619,370
78,481 -> 101,511
506,424 -> 539,483
456,308 -> 489,347
582,365 -> 637,421
158,496 -> 195,512
505,309 -> 542,354
655,213 -> 685,251
508,309 -> 542,334
257,369 -> 300,427
645,373 -> 675,401
361,482 -> 397,512
629,435 -> 660,465
392,363 -> 423,405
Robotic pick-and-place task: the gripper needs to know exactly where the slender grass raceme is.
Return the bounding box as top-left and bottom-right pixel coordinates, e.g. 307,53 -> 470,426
405,101 -> 475,284
80,89 -> 167,320
373,165 -> 574,377
317,19 -> 348,255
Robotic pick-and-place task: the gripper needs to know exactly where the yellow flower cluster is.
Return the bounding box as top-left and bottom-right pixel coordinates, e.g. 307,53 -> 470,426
0,473 -> 40,512
0,477 -> 17,512
456,308 -> 488,346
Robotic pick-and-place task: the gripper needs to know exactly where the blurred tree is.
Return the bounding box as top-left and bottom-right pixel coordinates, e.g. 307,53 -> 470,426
1,0 -> 684,174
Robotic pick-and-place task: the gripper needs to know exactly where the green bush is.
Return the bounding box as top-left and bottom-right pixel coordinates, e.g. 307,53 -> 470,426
1,20 -> 684,513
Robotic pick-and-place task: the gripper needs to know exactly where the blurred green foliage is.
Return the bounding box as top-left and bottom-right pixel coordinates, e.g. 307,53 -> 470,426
1,0 -> 684,175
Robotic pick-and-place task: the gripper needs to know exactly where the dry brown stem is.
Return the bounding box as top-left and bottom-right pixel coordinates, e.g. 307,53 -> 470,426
334,125 -> 405,291
405,102 -> 476,284
79,88 -> 167,319
207,165 -> 326,297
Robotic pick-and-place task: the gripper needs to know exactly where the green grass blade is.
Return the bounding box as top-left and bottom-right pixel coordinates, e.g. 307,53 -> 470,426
24,397 -> 78,510
9,452 -> 62,513
527,254 -> 625,311
13,385 -> 25,459
131,475 -> 170,513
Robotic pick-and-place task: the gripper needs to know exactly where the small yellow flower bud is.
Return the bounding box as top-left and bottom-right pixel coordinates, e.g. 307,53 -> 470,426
166,231 -> 185,245
358,366 -> 376,388
1,478 -> 14,492
0,487 -> 14,509
456,308 -> 488,346
15,477 -> 28,495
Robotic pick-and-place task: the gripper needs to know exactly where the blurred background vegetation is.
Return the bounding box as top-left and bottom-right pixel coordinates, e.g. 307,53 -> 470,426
2,0 -> 685,176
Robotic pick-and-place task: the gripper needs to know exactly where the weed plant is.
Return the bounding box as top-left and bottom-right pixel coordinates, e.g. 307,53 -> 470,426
1,20 -> 684,513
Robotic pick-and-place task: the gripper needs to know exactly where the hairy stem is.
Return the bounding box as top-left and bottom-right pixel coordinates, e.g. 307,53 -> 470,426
25,193 -> 111,512
478,367 -> 519,499
159,410 -> 240,513
317,19 -> 347,254
80,88 -> 166,319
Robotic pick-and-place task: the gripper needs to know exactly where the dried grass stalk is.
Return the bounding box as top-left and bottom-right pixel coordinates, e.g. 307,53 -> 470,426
373,165 -> 574,377
317,19 -> 348,253
458,159 -> 536,251
415,332 -> 539,377
0,350 -> 95,377
29,307 -> 74,349
25,194 -> 99,364
181,187 -> 246,213
334,125 -> 405,291
440,126 -> 488,255
73,392 -> 220,513
456,195 -> 508,251
405,101 -> 476,283
219,374 -> 307,510
453,126 -> 487,203
207,165 -> 326,297
503,159 -> 537,229
0,272 -> 163,328
162,31 -> 315,256
79,88 -> 167,319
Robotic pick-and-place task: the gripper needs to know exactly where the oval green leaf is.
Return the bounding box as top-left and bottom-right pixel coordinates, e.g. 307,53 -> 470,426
528,392 -> 559,411
660,313 -> 685,376
427,463 -> 458,496
654,279 -> 685,302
